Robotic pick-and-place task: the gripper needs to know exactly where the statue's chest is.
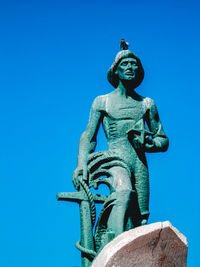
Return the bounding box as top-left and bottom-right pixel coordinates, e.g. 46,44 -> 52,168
105,98 -> 145,121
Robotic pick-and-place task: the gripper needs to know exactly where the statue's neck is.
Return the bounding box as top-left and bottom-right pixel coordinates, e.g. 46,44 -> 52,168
116,80 -> 138,98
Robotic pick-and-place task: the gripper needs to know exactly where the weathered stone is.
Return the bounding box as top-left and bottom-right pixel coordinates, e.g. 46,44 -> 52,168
91,221 -> 187,267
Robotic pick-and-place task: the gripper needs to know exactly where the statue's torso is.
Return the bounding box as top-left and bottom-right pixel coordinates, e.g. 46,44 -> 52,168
99,92 -> 147,149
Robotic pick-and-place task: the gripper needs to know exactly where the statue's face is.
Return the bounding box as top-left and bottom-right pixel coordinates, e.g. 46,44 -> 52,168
115,57 -> 139,82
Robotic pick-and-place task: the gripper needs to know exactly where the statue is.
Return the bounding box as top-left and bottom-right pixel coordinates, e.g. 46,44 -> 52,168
57,47 -> 169,267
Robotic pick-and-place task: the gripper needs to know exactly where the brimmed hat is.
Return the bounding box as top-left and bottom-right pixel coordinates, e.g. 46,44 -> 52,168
107,50 -> 144,88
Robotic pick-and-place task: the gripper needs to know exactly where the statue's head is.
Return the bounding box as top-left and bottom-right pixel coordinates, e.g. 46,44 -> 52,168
107,50 -> 144,88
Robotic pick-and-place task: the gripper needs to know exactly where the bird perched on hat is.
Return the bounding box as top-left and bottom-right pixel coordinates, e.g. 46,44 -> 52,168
120,38 -> 129,50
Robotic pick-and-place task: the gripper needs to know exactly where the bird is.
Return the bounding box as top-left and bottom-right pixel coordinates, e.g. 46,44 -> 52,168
120,38 -> 129,50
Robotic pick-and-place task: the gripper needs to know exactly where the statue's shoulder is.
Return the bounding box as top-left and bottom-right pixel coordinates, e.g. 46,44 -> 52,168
143,96 -> 156,110
92,94 -> 109,112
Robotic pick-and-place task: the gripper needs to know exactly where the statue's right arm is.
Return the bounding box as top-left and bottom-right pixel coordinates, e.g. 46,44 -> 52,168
72,96 -> 102,188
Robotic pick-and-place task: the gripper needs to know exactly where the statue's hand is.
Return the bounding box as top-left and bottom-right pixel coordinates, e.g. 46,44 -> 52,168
132,135 -> 143,150
72,166 -> 87,190
144,135 -> 154,150
72,167 -> 82,190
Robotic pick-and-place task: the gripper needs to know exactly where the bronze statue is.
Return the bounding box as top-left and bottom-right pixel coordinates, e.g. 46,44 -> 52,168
57,48 -> 169,267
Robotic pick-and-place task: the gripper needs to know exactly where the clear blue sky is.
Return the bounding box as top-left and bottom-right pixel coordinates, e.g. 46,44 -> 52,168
1,0 -> 200,266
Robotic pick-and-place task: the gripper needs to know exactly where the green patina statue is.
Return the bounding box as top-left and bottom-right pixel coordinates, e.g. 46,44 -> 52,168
57,48 -> 169,267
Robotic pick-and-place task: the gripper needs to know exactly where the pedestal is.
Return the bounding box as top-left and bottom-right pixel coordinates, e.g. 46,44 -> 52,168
91,221 -> 187,267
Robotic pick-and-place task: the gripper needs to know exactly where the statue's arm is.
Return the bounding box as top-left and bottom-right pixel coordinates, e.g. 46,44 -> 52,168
73,96 -> 102,187
77,97 -> 102,166
145,99 -> 169,152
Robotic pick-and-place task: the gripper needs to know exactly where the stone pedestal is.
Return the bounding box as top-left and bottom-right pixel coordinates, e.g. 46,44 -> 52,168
91,221 -> 187,267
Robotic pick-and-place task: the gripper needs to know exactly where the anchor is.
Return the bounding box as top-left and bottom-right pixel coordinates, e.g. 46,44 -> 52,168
57,175 -> 107,267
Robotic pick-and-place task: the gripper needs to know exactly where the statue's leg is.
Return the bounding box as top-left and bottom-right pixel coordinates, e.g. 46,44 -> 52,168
107,166 -> 133,236
133,159 -> 150,226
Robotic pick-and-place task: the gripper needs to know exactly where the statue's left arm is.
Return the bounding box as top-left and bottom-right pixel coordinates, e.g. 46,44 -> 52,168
144,98 -> 169,152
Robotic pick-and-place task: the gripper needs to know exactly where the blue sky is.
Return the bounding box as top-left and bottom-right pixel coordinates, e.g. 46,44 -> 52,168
1,0 -> 200,266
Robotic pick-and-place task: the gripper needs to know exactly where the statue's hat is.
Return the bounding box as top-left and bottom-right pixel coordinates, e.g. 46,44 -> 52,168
107,50 -> 144,88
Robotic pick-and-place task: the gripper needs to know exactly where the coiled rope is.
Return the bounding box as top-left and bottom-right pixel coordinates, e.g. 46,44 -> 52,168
75,176 -> 97,258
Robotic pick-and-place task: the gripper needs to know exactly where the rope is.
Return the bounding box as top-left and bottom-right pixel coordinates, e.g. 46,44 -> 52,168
75,240 -> 97,258
74,175 -> 97,257
79,177 -> 96,226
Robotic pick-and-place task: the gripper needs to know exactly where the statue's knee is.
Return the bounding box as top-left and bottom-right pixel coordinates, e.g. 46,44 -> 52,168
111,167 -> 132,191
115,189 -> 134,204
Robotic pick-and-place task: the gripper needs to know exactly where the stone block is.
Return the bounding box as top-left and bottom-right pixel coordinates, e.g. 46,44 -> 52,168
91,221 -> 187,267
